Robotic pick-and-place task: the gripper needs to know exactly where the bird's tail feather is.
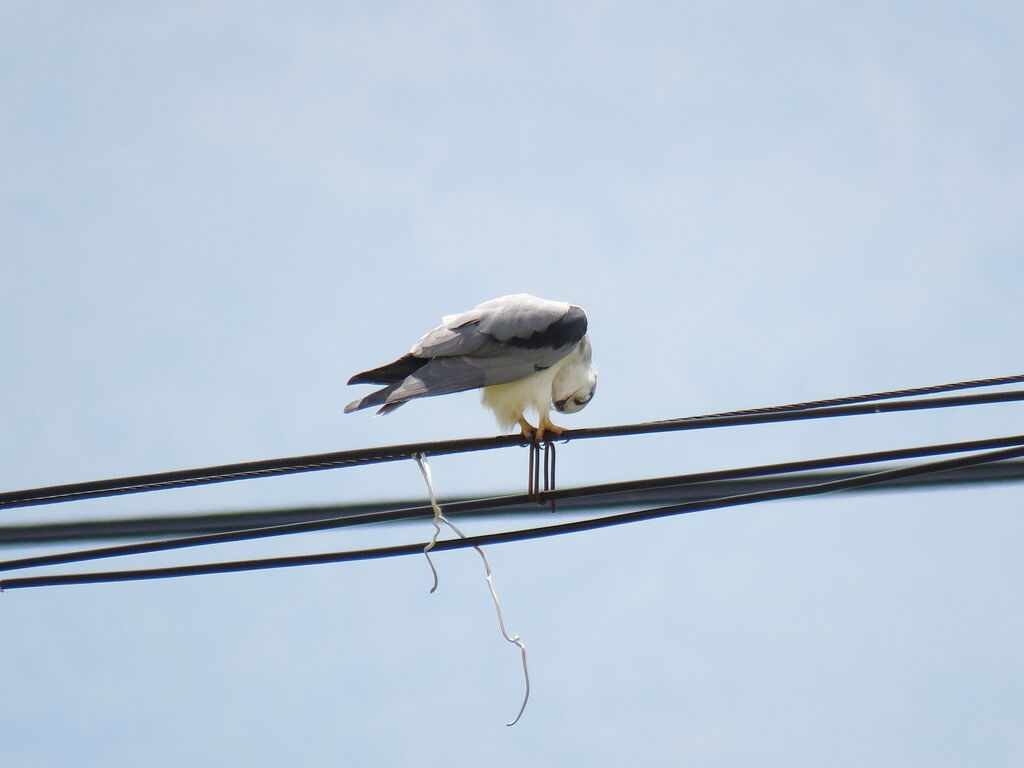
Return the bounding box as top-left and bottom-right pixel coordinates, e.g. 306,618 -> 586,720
347,354 -> 425,385
375,401 -> 405,416
344,383 -> 404,414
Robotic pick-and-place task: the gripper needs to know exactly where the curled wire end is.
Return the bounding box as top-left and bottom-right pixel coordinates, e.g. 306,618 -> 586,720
505,639 -> 530,726
425,555 -> 439,594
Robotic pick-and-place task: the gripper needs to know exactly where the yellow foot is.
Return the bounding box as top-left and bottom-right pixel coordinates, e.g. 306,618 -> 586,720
518,416 -> 567,442
517,417 -> 539,442
536,416 -> 565,442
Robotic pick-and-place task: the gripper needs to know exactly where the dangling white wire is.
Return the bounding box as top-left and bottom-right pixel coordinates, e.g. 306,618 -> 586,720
412,453 -> 531,726
420,476 -> 443,594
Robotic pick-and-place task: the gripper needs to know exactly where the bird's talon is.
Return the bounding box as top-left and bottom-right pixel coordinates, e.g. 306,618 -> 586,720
518,417 -> 539,443
536,418 -> 565,443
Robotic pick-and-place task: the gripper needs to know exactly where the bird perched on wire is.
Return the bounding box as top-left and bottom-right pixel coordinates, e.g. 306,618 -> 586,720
345,293 -> 597,440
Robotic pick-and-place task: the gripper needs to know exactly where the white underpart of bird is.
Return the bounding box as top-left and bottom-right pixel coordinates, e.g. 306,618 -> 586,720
345,294 -> 597,439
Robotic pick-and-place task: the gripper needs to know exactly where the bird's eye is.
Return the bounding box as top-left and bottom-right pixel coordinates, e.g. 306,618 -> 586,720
573,394 -> 592,406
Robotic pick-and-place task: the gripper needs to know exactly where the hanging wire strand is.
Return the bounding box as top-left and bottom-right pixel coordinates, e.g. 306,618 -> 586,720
2,433 -> 1023,573
413,454 -> 530,726
3,442 -> 1022,591
3,374 -> 1024,511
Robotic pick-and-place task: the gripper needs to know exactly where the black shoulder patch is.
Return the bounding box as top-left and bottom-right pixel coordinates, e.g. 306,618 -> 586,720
502,305 -> 587,350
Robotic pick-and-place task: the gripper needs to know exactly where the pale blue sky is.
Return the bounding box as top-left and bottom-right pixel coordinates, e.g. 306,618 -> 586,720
2,2 -> 1024,766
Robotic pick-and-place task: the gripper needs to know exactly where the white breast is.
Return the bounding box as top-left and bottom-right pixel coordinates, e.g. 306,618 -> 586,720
479,355 -> 575,430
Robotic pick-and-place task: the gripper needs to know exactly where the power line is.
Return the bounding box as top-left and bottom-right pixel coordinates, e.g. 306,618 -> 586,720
3,435 -> 1024,554
650,372 -> 1024,419
3,376 -> 1024,511
2,442 -> 1022,591
3,455 -> 1023,548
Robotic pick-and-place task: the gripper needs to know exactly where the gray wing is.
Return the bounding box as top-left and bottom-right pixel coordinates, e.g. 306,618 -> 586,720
345,294 -> 588,414
411,294 -> 586,358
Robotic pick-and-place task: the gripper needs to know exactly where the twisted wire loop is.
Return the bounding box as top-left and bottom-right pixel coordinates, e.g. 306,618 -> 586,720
414,452 -> 443,595
524,440 -> 558,508
527,442 -> 538,502
542,441 -> 557,512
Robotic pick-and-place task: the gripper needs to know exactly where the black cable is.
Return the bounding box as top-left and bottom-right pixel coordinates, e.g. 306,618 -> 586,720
576,389 -> 1024,439
3,443 -> 1022,591
3,433 -> 1024,570
3,378 -> 1024,511
5,457 -> 1024,548
652,372 -> 1024,420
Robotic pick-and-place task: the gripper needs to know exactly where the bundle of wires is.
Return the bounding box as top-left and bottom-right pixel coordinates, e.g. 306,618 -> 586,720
2,373 -> 1024,591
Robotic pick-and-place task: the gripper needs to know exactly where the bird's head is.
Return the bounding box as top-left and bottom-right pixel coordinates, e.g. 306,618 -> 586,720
552,336 -> 597,414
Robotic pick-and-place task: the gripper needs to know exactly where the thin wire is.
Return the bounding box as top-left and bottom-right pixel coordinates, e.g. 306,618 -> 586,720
4,442 -> 1021,591
3,378 -> 1024,510
414,454 -> 442,593
443,509 -> 531,728
571,389 -> 1024,440
654,372 -> 1024,421
3,433 -> 1023,573
413,454 -> 530,727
